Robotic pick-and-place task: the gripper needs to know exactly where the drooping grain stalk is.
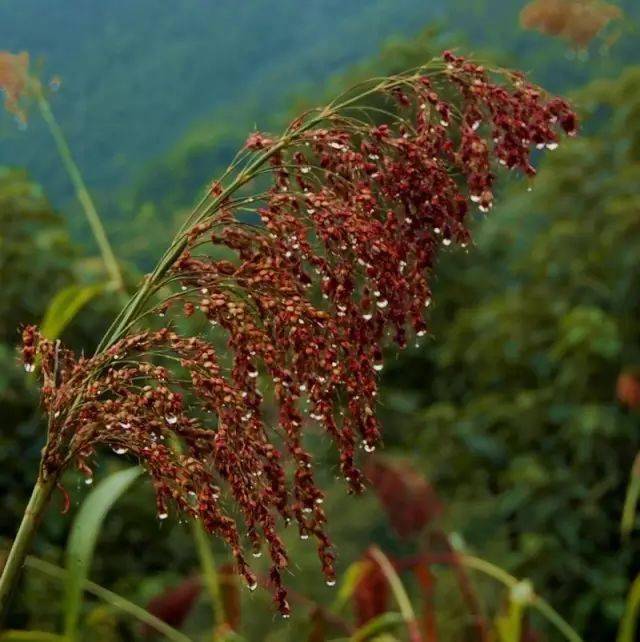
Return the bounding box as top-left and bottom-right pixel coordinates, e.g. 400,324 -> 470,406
0,52 -> 577,620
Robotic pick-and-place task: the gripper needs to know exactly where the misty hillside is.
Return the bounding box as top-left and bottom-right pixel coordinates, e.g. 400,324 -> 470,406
0,0 -> 439,204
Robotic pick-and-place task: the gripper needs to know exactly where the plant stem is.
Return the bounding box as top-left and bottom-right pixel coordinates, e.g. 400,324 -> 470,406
191,516 -> 225,631
460,554 -> 583,642
25,556 -> 193,642
0,475 -> 56,622
36,93 -> 125,292
369,547 -> 422,642
617,572 -> 640,642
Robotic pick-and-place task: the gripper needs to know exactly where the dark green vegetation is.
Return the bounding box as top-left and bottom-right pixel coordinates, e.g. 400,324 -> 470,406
1,1 -> 639,640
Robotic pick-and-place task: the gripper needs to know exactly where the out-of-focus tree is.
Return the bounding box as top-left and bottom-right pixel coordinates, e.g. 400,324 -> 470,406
0,167 -> 77,533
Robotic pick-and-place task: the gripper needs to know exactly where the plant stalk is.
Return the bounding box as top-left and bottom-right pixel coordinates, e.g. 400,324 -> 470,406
0,474 -> 57,623
369,547 -> 422,642
460,554 -> 583,642
25,556 -> 193,642
191,521 -> 225,633
36,92 -> 125,292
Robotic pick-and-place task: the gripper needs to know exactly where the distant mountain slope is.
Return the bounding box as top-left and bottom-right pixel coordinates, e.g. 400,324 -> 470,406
0,0 -> 439,205
128,0 -> 638,230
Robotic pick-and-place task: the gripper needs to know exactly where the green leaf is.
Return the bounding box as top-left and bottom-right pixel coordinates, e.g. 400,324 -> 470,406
350,613 -> 404,641
40,283 -> 104,340
63,467 -> 142,640
26,557 -> 192,642
331,560 -> 370,613
621,454 -> 640,540
0,632 -> 65,642
617,573 -> 640,642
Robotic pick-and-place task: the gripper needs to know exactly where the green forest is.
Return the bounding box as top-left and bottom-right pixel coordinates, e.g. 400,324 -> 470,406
1,1 -> 639,641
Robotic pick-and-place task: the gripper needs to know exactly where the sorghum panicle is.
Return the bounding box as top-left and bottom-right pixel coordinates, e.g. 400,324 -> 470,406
21,52 -> 576,615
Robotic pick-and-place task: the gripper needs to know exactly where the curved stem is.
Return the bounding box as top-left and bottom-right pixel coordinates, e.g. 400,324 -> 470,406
25,556 -> 193,642
0,474 -> 56,622
460,554 -> 583,642
36,93 -> 125,292
191,521 -> 225,632
617,572 -> 640,642
369,547 -> 422,642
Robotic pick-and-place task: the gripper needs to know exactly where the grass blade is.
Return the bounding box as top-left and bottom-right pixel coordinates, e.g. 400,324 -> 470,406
25,557 -> 192,642
0,632 -> 65,642
331,560 -> 370,613
460,554 -> 582,642
350,612 -> 404,641
40,284 -> 105,340
63,466 -> 141,639
617,573 -> 640,642
621,453 -> 640,540
369,547 -> 422,642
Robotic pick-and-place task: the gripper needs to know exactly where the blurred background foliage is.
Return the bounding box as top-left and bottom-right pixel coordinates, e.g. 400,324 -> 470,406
1,1 -> 640,640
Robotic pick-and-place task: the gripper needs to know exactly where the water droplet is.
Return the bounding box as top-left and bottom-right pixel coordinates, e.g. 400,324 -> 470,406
376,299 -> 388,309
417,329 -> 426,337
364,443 -> 376,453
326,579 -> 336,587
300,166 -> 311,174
300,533 -> 309,540
24,363 -> 35,373
158,512 -> 169,520
112,447 -> 128,455
248,369 -> 258,379
248,581 -> 258,591
373,363 -> 384,372
252,551 -> 262,558
546,142 -> 558,150
424,298 -> 432,308
165,415 -> 178,425
84,477 -> 93,485
442,238 -> 452,246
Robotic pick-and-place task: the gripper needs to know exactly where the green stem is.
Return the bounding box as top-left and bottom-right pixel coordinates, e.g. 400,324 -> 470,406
369,547 -> 421,642
190,520 -> 225,632
617,573 -> 640,642
460,554 -> 583,642
36,93 -> 124,292
0,475 -> 56,623
24,557 -> 193,642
